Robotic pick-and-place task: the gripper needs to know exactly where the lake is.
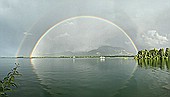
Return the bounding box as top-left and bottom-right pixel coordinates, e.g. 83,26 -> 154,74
0,58 -> 170,97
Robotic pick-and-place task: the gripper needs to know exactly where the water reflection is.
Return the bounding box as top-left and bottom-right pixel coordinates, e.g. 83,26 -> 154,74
30,58 -> 137,97
136,57 -> 170,72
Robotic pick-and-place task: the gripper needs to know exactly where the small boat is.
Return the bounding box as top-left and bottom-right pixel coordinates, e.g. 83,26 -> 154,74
100,56 -> 105,59
73,56 -> 76,59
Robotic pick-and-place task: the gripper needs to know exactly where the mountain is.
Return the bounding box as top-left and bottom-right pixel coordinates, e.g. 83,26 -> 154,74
44,46 -> 132,56
87,46 -> 130,56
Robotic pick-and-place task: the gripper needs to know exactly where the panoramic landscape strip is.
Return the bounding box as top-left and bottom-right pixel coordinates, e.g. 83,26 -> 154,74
0,55 -> 135,59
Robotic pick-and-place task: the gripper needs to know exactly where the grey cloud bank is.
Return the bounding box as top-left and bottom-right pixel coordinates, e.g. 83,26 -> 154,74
0,0 -> 170,56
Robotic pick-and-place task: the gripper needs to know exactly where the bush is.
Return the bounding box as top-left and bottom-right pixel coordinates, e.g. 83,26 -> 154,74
0,63 -> 21,97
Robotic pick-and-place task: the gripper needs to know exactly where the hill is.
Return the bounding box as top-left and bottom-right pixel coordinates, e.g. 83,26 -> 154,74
42,46 -> 132,56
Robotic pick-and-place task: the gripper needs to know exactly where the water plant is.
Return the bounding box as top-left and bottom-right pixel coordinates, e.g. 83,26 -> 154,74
0,63 -> 21,97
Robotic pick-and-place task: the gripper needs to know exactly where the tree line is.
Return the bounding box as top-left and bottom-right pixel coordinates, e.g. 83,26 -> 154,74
134,48 -> 170,60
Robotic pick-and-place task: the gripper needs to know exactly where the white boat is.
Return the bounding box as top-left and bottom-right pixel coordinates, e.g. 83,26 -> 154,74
73,56 -> 76,59
100,56 -> 105,59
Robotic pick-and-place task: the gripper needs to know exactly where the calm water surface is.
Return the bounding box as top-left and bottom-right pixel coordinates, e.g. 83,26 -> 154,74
0,58 -> 170,97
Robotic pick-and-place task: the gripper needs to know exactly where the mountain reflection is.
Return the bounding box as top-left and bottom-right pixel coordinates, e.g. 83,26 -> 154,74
136,58 -> 170,72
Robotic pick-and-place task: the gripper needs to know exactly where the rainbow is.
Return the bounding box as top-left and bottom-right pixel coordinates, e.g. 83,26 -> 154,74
16,15 -> 45,57
30,16 -> 138,57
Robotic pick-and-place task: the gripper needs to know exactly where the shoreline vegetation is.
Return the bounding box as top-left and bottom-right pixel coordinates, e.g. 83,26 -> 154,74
134,48 -> 170,60
134,48 -> 170,71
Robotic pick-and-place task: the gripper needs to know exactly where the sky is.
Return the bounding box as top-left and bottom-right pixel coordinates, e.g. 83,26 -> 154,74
32,17 -> 137,56
0,0 -> 170,56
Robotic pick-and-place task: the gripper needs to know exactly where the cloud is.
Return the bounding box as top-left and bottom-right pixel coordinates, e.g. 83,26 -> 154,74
63,21 -> 75,26
66,21 -> 74,25
24,32 -> 32,36
142,30 -> 168,46
125,41 -> 131,45
168,34 -> 170,38
56,32 -> 70,38
1,0 -> 170,56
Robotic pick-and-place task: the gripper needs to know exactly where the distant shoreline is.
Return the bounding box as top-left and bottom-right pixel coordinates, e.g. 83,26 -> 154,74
0,55 -> 135,59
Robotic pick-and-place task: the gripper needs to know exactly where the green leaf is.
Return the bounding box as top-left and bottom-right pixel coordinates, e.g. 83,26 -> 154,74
7,72 -> 12,77
11,83 -> 17,88
10,76 -> 15,82
0,87 -> 4,92
3,77 -> 8,82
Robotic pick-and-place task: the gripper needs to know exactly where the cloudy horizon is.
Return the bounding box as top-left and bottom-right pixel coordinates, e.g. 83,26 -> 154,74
0,0 -> 170,56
